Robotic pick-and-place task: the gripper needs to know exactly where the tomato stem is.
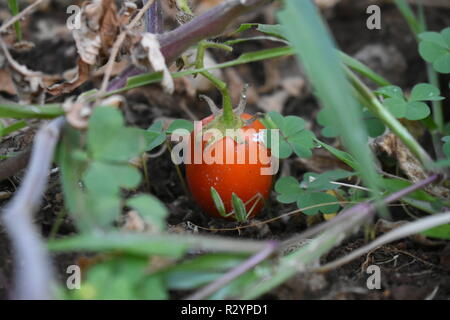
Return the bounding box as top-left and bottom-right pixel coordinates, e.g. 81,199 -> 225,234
194,41 -> 238,128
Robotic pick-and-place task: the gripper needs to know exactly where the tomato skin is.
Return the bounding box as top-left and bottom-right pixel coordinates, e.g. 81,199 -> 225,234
186,113 -> 273,219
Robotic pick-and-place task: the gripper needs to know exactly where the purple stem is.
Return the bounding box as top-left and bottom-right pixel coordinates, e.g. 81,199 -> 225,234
143,0 -> 163,34
107,0 -> 269,92
282,174 -> 440,249
185,241 -> 278,300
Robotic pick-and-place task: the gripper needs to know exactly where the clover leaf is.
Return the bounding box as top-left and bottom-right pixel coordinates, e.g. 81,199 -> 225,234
419,28 -> 450,74
88,107 -> 148,161
127,194 -> 168,231
274,172 -> 350,215
297,191 -> 339,215
83,162 -> 141,196
302,170 -> 354,191
376,83 -> 443,121
262,111 -> 316,159
145,120 -> 166,152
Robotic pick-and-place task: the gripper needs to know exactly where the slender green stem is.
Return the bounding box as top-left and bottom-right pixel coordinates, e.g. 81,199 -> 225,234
49,209 -> 67,240
394,0 -> 444,134
194,41 -> 235,126
7,0 -> 22,41
346,68 -> 434,169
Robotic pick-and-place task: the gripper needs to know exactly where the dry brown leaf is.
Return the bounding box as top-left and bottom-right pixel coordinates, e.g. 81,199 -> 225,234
373,133 -> 449,199
132,33 -> 174,94
0,70 -> 17,95
46,58 -> 91,96
46,0 -> 124,96
123,210 -> 146,232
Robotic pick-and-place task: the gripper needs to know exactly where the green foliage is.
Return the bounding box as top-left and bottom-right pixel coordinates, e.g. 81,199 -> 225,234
211,187 -> 227,218
317,107 -> 385,138
145,120 -> 167,151
375,83 -> 444,120
58,107 -> 168,231
0,103 -> 64,119
0,120 -> 27,138
166,119 -> 194,134
7,0 -> 22,41
314,140 -> 358,170
232,193 -> 247,222
275,169 -> 354,215
442,136 -> 450,158
261,111 -> 316,159
422,224 -> 450,240
277,0 -> 380,192
127,195 -> 168,231
419,28 -> 450,74
114,46 -> 295,95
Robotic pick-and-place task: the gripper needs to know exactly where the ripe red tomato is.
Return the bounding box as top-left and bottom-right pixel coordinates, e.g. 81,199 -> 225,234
186,113 -> 273,219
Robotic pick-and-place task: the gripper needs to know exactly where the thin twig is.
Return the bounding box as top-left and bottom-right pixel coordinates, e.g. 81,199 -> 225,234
1,117 -> 64,299
107,0 -> 269,91
315,211 -> 450,273
280,174 -> 439,252
186,241 -> 278,300
98,0 -> 156,96
0,0 -> 43,34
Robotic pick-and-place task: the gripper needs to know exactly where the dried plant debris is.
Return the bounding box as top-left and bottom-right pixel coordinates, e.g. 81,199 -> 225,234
373,133 -> 449,199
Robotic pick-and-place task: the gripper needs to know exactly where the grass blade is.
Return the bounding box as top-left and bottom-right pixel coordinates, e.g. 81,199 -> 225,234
277,1 -> 380,191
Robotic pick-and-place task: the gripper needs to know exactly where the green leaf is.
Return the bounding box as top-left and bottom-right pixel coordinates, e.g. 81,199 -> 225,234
418,32 -> 447,47
48,233 -> 188,257
87,107 -> 148,162
297,191 -> 339,215
139,276 -> 168,300
404,101 -> 430,120
211,187 -> 227,218
263,112 -> 315,159
384,97 -> 407,118
282,115 -> 305,137
166,119 -> 194,135
7,0 -> 22,41
127,194 -> 168,231
305,169 -> 354,191
84,162 -> 141,195
422,224 -> 450,240
362,110 -> 386,138
278,0 -> 380,192
375,85 -> 404,99
410,83 -> 444,101
315,140 -> 358,170
316,108 -> 340,137
288,130 -> 315,158
274,176 -> 301,204
85,193 -> 122,229
434,53 -> 450,73
0,120 -> 27,138
418,27 -> 450,74
146,120 -> 166,151
381,178 -> 439,204
0,103 -> 63,119
232,193 -> 247,222
442,27 -> 450,47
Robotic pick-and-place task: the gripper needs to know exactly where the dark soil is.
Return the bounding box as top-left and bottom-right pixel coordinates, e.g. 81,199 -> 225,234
0,0 -> 449,300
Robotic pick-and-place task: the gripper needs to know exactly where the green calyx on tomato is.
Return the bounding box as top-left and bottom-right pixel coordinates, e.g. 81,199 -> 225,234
186,85 -> 274,221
